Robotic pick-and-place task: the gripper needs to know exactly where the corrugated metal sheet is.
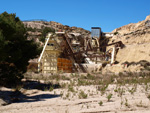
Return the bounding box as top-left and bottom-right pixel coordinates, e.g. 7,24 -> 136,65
91,27 -> 101,38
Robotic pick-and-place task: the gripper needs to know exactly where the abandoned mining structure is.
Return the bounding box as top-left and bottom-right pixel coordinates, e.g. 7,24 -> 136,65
38,27 -> 124,74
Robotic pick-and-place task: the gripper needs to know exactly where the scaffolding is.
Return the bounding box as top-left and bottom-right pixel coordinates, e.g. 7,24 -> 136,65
37,31 -> 124,74
38,33 -> 61,74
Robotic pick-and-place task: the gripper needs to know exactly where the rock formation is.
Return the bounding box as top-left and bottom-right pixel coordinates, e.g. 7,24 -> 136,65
23,21 -> 90,43
109,15 -> 150,63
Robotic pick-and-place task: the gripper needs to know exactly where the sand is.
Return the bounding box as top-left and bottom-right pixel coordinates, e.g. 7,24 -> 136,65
0,83 -> 150,113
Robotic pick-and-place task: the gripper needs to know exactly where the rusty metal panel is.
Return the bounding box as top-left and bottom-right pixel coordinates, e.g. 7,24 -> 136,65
57,58 -> 73,73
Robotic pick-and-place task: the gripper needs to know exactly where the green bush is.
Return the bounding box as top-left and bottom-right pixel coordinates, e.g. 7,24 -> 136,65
99,101 -> 103,106
26,27 -> 37,32
40,27 -> 55,42
79,91 -> 87,99
114,32 -> 119,35
0,12 -> 41,87
0,63 -> 23,86
107,93 -> 112,102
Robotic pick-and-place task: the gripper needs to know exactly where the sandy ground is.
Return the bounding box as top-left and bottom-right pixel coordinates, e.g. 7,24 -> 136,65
0,83 -> 150,113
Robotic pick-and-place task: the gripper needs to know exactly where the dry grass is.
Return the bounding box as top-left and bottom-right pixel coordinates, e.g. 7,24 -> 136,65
23,71 -> 150,107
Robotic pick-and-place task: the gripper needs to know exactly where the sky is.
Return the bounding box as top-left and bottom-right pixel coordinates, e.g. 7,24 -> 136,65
0,0 -> 150,32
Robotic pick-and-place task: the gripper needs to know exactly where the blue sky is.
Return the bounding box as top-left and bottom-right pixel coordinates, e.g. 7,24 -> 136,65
0,0 -> 150,32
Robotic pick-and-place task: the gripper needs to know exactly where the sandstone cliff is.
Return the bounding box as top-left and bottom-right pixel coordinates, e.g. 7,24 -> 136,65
102,15 -> 150,74
110,15 -> 150,63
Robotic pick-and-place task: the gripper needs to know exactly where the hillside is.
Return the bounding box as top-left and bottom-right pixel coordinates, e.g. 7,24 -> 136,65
110,15 -> 150,63
1,16 -> 150,113
101,15 -> 150,74
24,16 -> 150,73
23,15 -> 150,64
23,21 -> 90,43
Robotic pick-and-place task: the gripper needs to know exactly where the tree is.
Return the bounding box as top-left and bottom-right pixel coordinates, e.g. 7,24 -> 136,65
0,12 -> 41,86
40,27 -> 55,42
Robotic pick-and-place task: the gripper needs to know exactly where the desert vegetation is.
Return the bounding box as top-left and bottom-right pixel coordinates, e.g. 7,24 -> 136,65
0,11 -> 150,113
12,71 -> 149,112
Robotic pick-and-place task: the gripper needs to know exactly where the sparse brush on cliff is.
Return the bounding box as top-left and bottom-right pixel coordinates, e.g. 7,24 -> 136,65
40,27 -> 55,42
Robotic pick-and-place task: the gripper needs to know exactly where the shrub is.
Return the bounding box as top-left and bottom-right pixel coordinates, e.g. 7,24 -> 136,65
107,93 -> 112,102
0,12 -> 41,87
147,94 -> 150,100
79,91 -> 87,99
99,101 -> 103,106
49,86 -> 54,91
0,63 -> 23,86
114,32 -> 119,35
68,85 -> 75,92
40,27 -> 55,42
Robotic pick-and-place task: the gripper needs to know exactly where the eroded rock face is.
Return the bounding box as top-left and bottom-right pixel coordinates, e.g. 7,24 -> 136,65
111,15 -> 150,44
109,15 -> 150,64
145,15 -> 150,21
23,21 -> 90,41
102,15 -> 150,73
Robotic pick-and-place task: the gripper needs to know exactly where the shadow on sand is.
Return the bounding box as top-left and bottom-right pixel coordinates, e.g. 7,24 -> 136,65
0,80 -> 61,105
23,80 -> 61,91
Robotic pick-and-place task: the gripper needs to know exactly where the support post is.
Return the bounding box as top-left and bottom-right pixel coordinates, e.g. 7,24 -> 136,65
38,63 -> 40,72
111,46 -> 116,64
